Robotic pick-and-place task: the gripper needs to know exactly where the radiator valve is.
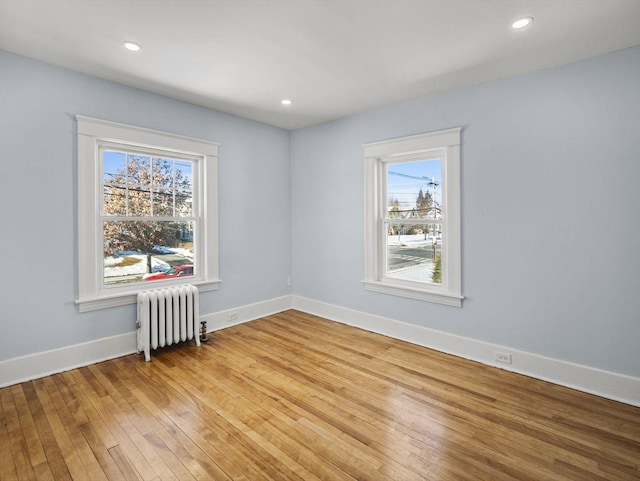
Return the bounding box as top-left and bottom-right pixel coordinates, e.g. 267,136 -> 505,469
200,320 -> 209,343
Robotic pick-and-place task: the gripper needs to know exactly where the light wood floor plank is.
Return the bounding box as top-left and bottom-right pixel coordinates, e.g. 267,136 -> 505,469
19,382 -> 72,481
85,366 -> 184,481
31,378 -> 91,481
83,365 -> 160,481
90,358 -> 259,481
30,462 -> 54,481
257,314 -> 635,477
1,310 -> 638,481
42,375 -> 110,481
62,370 -> 119,449
156,357 -> 358,481
107,445 -> 144,481
209,331 -> 452,480
0,390 -> 20,481
130,358 -> 304,480
218,323 -> 544,480
9,385 -> 47,469
134,359 -> 327,481
269,312 -> 640,473
2,388 -> 38,481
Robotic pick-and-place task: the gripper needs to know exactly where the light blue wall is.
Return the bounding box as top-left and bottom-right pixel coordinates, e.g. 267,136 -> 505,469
2,47 -> 639,379
0,51 -> 292,360
291,46 -> 640,377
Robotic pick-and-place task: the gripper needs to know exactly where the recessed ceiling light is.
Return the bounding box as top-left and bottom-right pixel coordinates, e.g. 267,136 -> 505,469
512,17 -> 533,29
281,99 -> 292,106
123,41 -> 141,52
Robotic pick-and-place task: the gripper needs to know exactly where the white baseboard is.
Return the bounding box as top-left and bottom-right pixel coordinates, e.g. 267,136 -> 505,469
0,295 -> 293,388
3,293 -> 638,407
0,332 -> 138,388
292,295 -> 640,407
200,295 -> 292,331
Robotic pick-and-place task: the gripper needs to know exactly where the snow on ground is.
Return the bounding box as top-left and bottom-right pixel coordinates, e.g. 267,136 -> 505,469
104,257 -> 123,267
103,242 -> 438,283
387,233 -> 438,247
169,247 -> 193,259
389,261 -> 436,282
104,255 -> 147,277
104,247 -> 193,278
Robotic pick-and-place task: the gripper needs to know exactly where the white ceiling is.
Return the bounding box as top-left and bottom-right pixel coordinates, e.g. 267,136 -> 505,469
1,0 -> 639,130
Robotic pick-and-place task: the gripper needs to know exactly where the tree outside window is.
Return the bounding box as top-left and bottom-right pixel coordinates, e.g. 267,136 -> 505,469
102,151 -> 195,285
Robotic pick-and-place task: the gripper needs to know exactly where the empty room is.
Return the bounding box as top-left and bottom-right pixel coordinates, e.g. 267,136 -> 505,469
1,1 -> 639,480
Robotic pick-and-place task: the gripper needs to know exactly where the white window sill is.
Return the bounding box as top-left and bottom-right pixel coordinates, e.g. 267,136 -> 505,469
363,280 -> 463,307
76,279 -> 221,312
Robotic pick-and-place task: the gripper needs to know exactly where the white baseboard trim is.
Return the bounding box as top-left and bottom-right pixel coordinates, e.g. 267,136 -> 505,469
3,293 -> 638,407
0,332 -> 138,388
0,295 -> 293,388
200,295 -> 292,332
291,295 -> 640,407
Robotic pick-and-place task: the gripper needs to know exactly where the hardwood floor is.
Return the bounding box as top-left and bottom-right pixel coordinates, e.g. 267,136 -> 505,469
1,310 -> 639,481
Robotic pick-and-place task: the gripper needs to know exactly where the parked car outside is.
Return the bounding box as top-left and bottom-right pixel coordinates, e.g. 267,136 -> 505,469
151,245 -> 175,255
144,264 -> 193,281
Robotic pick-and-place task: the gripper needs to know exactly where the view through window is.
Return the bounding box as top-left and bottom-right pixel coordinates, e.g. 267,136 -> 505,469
386,158 -> 442,284
102,149 -> 196,286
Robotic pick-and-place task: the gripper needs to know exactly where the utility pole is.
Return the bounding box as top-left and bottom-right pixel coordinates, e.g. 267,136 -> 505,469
426,176 -> 440,260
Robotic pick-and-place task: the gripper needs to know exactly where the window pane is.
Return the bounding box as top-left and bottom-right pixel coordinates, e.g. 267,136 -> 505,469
174,190 -> 192,216
152,188 -> 174,216
387,158 -> 442,221
151,157 -> 174,216
103,151 -> 127,215
126,154 -> 152,216
174,160 -> 193,216
386,223 -> 442,284
102,152 -> 194,217
103,220 -> 194,286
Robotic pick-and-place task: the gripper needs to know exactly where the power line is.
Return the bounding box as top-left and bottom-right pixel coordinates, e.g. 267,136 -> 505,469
388,171 -> 428,180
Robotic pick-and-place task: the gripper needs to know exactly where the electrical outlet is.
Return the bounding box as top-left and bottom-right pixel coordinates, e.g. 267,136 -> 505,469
287,276 -> 293,287
495,351 -> 512,364
228,312 -> 238,322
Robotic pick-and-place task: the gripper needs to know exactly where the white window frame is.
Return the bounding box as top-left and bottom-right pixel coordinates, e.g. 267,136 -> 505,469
363,128 -> 463,307
76,116 -> 220,312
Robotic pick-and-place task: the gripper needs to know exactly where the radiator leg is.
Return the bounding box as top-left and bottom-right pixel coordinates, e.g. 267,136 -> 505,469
138,293 -> 152,361
199,320 -> 207,343
193,287 -> 201,347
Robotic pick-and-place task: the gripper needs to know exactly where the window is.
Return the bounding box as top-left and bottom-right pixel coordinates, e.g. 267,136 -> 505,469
363,128 -> 462,307
76,116 -> 219,312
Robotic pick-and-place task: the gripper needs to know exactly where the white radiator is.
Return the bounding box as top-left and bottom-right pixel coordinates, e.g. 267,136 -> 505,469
136,285 -> 201,361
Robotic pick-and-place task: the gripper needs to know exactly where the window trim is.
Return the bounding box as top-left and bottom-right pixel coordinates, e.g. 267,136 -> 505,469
76,116 -> 220,312
363,128 -> 463,307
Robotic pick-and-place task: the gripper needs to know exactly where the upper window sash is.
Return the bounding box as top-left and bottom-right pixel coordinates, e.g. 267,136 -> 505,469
98,144 -> 200,219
